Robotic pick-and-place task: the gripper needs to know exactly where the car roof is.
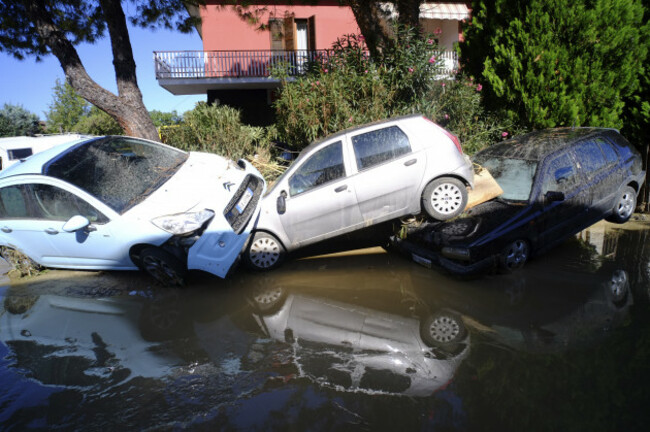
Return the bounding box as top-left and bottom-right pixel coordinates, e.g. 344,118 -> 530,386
476,128 -> 620,161
292,114 -> 424,162
0,135 -> 96,179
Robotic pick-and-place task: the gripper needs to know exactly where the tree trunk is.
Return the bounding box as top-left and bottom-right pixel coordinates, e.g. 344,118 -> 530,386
396,0 -> 422,31
23,1 -> 159,141
345,0 -> 396,57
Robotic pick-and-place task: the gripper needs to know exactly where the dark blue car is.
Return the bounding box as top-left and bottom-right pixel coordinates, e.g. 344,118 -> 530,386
393,128 -> 646,274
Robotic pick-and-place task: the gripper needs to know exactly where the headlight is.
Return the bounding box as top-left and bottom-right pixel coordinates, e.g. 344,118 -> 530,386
152,209 -> 215,235
441,246 -> 471,261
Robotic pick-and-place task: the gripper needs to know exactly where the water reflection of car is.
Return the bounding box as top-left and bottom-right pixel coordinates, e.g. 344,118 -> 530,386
0,291 -> 179,387
394,128 -> 646,274
247,284 -> 469,397
0,135 -> 265,285
244,115 -> 474,271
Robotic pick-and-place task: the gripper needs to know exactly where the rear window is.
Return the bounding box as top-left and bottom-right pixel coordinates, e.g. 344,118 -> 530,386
352,126 -> 411,170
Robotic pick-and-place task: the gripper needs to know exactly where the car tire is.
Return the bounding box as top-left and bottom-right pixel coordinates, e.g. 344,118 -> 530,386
250,285 -> 286,313
422,177 -> 468,221
498,239 -> 530,272
140,247 -> 186,286
245,231 -> 285,271
420,311 -> 467,348
606,186 -> 636,224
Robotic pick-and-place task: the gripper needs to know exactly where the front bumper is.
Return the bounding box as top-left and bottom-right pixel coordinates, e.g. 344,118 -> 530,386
187,162 -> 266,278
389,236 -> 496,276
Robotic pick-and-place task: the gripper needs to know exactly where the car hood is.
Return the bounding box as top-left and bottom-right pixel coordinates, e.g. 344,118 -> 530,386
417,200 -> 527,247
124,152 -> 246,220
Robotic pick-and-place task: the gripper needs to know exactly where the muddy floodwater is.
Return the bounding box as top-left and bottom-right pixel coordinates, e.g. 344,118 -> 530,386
2,220 -> 650,431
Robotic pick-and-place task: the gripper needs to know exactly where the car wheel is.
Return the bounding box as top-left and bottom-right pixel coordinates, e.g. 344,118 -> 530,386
420,311 -> 467,347
140,247 -> 186,286
250,285 -> 286,313
606,186 -> 636,224
607,269 -> 629,307
245,232 -> 285,271
422,177 -> 468,221
499,239 -> 530,272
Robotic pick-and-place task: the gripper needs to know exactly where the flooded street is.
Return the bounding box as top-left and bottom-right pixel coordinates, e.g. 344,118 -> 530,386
2,220 -> 650,431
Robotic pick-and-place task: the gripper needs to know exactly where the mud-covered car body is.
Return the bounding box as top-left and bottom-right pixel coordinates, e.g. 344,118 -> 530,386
246,115 -> 474,270
0,135 -> 265,283
395,128 -> 645,274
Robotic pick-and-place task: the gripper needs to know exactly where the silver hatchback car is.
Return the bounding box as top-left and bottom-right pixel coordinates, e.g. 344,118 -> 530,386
245,115 -> 474,270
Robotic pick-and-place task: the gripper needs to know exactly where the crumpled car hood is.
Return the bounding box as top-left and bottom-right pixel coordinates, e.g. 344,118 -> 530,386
124,152 -> 245,220
414,200 -> 526,247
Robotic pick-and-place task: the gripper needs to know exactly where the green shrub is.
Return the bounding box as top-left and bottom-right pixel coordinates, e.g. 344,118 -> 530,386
272,25 -> 515,154
161,103 -> 287,181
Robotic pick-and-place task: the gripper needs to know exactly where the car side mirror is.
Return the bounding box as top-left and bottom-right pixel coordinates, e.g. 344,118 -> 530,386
545,191 -> 565,203
62,215 -> 91,232
277,191 -> 287,215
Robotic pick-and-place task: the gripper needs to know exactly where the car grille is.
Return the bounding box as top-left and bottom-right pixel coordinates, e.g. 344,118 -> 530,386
223,174 -> 264,233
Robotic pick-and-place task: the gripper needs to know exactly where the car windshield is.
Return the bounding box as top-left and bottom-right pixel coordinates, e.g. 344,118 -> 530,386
475,156 -> 538,202
44,137 -> 188,213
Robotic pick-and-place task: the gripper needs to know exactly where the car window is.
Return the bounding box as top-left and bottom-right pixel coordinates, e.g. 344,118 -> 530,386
289,141 -> 345,196
475,156 -> 537,202
45,137 -> 188,214
30,184 -> 108,223
596,138 -> 618,164
0,185 -> 30,219
575,141 -> 607,173
541,153 -> 579,193
352,126 -> 411,170
7,148 -> 33,160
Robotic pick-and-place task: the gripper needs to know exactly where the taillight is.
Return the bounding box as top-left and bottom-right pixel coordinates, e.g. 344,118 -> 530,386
422,116 -> 463,154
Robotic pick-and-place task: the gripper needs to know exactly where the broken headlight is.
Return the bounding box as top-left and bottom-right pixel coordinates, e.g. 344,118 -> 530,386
152,209 -> 215,235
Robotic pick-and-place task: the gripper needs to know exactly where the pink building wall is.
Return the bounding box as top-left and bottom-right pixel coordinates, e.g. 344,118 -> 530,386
200,1 -> 360,51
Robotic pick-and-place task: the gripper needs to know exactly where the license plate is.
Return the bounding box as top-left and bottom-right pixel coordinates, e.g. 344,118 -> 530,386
235,187 -> 254,213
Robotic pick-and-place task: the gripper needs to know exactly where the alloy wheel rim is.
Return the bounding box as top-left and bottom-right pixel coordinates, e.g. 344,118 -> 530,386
143,256 -> 182,286
617,193 -> 634,219
429,315 -> 461,343
505,240 -> 528,269
254,286 -> 283,305
431,183 -> 463,215
250,237 -> 280,268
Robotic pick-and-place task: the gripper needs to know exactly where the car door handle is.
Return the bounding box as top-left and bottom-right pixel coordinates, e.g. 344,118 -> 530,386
1,227 -> 11,233
335,185 -> 348,193
45,228 -> 59,235
404,158 -> 417,166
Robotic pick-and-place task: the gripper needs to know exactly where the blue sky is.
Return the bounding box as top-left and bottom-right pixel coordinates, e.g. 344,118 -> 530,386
0,25 -> 205,119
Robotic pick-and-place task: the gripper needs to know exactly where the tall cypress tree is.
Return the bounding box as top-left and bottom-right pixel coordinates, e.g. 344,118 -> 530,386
460,0 -> 649,130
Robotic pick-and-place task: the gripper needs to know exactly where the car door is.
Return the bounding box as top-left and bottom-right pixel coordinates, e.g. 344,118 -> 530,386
573,139 -> 623,216
278,140 -> 363,247
2,183 -> 131,268
535,151 -> 591,250
347,125 -> 426,222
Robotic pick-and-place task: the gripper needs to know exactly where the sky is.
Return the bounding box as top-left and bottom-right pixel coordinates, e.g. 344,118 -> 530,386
0,24 -> 206,120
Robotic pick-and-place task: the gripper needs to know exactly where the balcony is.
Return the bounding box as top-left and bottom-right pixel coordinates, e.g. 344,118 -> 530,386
154,50 -> 459,95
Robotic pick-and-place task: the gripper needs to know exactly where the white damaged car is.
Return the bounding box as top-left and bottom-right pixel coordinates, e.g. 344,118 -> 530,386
0,135 -> 265,285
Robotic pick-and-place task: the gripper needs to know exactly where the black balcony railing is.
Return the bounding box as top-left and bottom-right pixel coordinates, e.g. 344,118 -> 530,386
154,49 -> 459,80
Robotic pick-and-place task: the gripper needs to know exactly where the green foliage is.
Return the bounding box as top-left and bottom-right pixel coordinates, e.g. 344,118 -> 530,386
161,103 -> 286,180
149,110 -> 183,127
45,79 -> 91,133
461,0 -> 650,130
73,107 -> 123,135
0,104 -> 42,137
273,25 -> 513,154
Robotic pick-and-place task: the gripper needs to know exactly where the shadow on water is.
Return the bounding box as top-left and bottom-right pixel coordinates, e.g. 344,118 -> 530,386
1,220 -> 650,430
